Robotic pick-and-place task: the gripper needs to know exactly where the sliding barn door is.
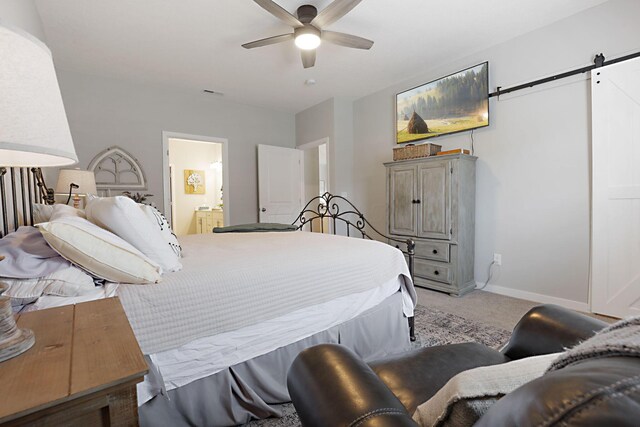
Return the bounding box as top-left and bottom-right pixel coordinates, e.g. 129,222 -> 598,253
591,56 -> 640,318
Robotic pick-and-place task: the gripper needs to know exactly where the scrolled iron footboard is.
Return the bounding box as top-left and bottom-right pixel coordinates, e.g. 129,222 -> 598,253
292,192 -> 416,341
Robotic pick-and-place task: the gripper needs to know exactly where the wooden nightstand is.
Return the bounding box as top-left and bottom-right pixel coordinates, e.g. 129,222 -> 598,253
0,298 -> 147,426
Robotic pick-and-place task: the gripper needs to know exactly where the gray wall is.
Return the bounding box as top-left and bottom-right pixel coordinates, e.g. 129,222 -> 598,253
0,0 -> 46,42
57,70 -> 295,225
351,0 -> 640,307
296,97 -> 354,197
296,98 -> 334,146
303,147 -> 320,204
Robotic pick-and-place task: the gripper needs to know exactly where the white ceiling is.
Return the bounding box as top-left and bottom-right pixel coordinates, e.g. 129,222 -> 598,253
35,0 -> 607,113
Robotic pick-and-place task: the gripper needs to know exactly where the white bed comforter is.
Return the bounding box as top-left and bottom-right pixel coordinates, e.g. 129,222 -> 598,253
117,231 -> 415,354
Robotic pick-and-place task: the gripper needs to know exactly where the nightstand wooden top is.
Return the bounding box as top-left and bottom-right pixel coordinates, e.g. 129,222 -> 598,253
0,297 -> 148,424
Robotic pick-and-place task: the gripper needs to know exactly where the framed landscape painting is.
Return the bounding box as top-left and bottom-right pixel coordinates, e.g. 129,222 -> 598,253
396,62 -> 489,144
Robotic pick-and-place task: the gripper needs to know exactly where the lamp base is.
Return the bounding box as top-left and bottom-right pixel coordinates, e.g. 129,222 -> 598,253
0,285 -> 35,363
0,326 -> 34,363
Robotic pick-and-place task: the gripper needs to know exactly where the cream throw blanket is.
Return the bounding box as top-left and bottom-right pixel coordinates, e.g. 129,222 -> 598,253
413,353 -> 561,427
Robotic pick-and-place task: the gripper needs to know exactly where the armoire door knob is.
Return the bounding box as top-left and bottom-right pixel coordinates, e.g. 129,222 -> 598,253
261,207 -> 266,212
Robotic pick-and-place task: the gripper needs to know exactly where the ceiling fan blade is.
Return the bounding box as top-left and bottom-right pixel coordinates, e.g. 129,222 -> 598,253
253,0 -> 303,28
242,33 -> 294,49
301,49 -> 316,68
311,0 -> 363,28
322,31 -> 373,49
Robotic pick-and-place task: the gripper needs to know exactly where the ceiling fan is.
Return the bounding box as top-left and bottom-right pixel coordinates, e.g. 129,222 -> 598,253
242,0 -> 373,68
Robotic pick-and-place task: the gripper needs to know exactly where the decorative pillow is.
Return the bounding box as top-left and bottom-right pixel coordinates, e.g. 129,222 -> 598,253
37,216 -> 162,284
139,204 -> 182,258
85,196 -> 182,272
49,203 -> 86,221
32,203 -> 54,223
412,352 -> 561,427
2,266 -> 96,306
0,226 -> 71,278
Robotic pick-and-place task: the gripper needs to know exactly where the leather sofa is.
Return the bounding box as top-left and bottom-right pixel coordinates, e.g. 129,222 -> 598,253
287,304 -> 640,426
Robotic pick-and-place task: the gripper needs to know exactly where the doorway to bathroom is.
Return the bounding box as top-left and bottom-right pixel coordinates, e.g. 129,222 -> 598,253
162,132 -> 229,236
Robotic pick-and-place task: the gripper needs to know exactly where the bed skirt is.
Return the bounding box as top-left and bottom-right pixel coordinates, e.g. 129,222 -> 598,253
139,291 -> 410,426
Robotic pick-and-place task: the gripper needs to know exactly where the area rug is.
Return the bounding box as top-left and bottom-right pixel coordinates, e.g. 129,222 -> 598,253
247,305 -> 512,426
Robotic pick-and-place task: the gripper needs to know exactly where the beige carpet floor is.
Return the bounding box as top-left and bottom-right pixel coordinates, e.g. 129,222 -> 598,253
416,287 -> 615,331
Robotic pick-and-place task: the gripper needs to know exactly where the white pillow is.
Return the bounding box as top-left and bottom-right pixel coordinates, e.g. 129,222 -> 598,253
412,352 -> 561,427
49,204 -> 86,221
32,203 -> 54,223
37,216 -> 162,284
86,196 -> 182,272
2,266 -> 96,306
139,204 -> 182,257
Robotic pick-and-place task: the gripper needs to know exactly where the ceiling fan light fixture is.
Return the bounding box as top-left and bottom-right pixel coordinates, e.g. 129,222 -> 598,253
295,33 -> 321,50
294,26 -> 321,50
244,0 -> 373,68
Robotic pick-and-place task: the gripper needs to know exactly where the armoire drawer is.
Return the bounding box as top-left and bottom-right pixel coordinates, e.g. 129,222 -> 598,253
414,259 -> 452,284
415,240 -> 450,262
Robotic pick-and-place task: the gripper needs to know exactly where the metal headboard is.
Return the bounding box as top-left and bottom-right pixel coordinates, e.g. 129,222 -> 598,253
293,192 -> 415,269
0,167 -> 54,238
292,192 -> 416,340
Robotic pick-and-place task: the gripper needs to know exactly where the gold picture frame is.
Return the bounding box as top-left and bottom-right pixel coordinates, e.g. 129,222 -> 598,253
184,169 -> 205,194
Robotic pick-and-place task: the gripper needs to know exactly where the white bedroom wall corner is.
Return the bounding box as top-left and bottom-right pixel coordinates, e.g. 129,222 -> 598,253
295,97 -> 356,200
333,98 -> 355,199
296,98 -> 335,194
295,98 -> 334,147
351,94 -> 395,234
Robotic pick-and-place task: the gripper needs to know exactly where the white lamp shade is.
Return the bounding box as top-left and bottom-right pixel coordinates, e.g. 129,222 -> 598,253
0,21 -> 78,167
55,170 -> 97,196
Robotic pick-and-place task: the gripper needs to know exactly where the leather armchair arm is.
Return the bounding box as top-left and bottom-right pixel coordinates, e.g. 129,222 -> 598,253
287,344 -> 417,427
502,304 -> 608,360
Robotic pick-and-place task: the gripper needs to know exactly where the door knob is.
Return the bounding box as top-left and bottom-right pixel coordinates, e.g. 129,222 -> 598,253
261,208 -> 266,212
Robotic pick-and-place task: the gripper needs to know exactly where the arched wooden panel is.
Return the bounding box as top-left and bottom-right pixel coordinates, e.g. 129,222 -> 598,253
87,146 -> 147,194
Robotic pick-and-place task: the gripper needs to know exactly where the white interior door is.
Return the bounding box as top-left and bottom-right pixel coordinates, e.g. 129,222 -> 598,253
591,56 -> 640,318
258,144 -> 304,224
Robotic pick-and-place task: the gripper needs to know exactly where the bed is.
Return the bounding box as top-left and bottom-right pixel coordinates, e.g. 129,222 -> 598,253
0,168 -> 417,426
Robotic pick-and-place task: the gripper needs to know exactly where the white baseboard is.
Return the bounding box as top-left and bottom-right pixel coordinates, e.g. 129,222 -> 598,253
478,282 -> 590,312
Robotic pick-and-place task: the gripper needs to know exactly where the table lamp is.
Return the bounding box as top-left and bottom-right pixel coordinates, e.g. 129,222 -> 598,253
0,20 -> 79,362
55,169 -> 97,208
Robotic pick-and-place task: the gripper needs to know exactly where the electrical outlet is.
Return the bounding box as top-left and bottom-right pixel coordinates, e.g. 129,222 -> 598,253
493,253 -> 502,266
